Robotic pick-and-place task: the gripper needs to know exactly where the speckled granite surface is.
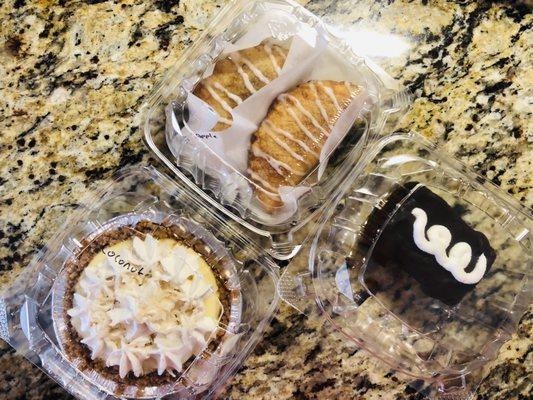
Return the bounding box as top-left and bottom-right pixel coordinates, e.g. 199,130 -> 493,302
0,0 -> 531,399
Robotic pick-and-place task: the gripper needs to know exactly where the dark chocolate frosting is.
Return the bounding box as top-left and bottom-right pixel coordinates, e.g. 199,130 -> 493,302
363,182 -> 496,306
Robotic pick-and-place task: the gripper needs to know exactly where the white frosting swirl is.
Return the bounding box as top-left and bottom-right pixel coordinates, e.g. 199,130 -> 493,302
411,207 -> 487,284
67,234 -> 221,378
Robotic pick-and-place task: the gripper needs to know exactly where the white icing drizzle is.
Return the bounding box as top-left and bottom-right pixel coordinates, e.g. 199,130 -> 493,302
319,81 -> 343,111
309,82 -> 332,128
343,81 -> 353,93
204,83 -> 234,115
280,94 -> 329,137
218,116 -> 233,125
284,106 -> 321,144
231,52 -> 270,85
262,123 -> 310,165
246,169 -> 280,199
212,82 -> 243,104
248,170 -> 278,192
263,43 -> 282,75
411,208 -> 487,285
272,45 -> 287,61
230,57 -> 256,93
263,120 -> 319,157
251,143 -> 305,177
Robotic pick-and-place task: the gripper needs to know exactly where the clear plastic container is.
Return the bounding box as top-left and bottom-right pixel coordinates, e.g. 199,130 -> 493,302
279,132 -> 532,399
0,166 -> 279,400
142,0 -> 410,259
1,0 -> 530,399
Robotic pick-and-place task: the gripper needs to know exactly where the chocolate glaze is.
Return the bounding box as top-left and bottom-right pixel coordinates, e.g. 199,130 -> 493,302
363,182 -> 496,306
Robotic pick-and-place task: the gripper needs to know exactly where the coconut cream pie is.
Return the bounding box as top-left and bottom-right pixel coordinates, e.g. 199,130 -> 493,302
247,80 -> 363,210
194,41 -> 288,131
63,220 -> 231,386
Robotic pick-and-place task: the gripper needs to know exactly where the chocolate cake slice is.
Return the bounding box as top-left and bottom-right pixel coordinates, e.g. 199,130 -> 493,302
362,182 -> 496,306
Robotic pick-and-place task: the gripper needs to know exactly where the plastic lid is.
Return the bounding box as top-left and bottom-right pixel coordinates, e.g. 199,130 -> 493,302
282,133 -> 531,392
4,166 -> 279,400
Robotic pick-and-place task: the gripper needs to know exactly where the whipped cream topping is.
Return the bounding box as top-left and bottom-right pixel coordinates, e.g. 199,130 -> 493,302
67,234 -> 221,379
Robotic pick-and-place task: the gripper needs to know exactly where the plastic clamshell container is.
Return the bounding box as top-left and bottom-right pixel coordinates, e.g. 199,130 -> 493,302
142,0 -> 410,260
1,166 -> 279,400
0,0 -> 529,398
279,132 -> 532,398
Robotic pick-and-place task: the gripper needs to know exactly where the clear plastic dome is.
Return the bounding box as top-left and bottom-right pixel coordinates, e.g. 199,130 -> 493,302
281,133 -> 532,398
3,166 -> 279,400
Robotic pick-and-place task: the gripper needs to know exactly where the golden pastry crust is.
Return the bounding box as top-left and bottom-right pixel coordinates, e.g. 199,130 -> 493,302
193,42 -> 288,131
248,80 -> 362,211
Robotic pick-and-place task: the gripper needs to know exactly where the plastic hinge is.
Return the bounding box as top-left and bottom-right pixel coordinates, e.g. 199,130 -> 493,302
0,298 -> 8,341
278,270 -> 315,315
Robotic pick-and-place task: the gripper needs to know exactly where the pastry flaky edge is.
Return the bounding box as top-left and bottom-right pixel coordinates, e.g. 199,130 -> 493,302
247,80 -> 363,212
193,41 -> 288,131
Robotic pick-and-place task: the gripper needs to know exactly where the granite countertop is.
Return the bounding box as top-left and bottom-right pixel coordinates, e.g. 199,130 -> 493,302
0,0 -> 531,399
